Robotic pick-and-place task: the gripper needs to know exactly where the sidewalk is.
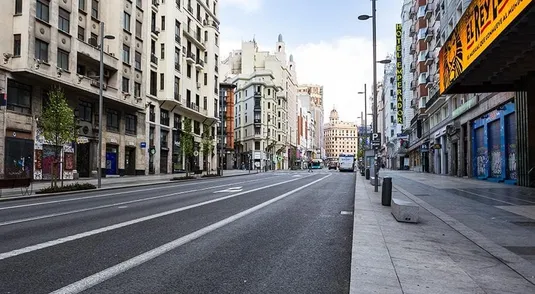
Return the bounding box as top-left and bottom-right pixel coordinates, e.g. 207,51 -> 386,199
350,173 -> 535,293
0,169 -> 252,200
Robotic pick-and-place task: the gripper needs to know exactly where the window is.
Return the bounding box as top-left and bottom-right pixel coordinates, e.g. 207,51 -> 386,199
106,109 -> 120,132
255,142 -> 260,150
35,39 -> 48,62
204,73 -> 207,85
123,12 -> 131,31
7,79 -> 32,114
174,76 -> 180,99
59,8 -> 70,33
122,44 -> 130,64
78,101 -> 92,122
57,49 -> 69,70
135,21 -> 142,38
187,64 -> 191,78
160,43 -> 165,59
13,34 -> 21,56
203,96 -> 207,110
90,32 -> 98,46
161,16 -> 165,30
122,77 -> 129,93
160,109 -> 169,126
91,0 -> 99,19
36,0 -> 50,22
134,82 -> 141,97
160,73 -> 164,90
160,130 -> 169,146
174,47 -> 180,70
133,51 -> 142,70
136,0 -> 141,8
125,114 -> 137,135
15,0 -> 22,14
77,26 -> 85,41
150,71 -> 157,96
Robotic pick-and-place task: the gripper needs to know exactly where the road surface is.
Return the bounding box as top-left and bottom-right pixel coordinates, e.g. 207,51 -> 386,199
0,170 -> 355,294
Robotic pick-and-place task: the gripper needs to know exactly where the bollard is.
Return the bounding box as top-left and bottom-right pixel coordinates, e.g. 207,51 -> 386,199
365,168 -> 370,180
382,177 -> 392,206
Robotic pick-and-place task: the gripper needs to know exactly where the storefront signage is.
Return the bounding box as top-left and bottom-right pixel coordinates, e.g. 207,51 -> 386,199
395,23 -> 403,124
439,0 -> 533,94
420,143 -> 429,153
452,96 -> 478,119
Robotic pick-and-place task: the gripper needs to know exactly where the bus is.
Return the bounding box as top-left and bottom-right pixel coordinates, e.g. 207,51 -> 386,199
311,159 -> 323,169
338,153 -> 355,172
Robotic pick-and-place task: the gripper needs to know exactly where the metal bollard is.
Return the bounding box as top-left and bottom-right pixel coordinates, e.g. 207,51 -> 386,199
365,168 -> 370,180
382,177 -> 392,206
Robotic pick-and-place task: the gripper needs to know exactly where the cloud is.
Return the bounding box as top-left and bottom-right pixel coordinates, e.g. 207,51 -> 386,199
220,0 -> 262,13
220,35 -> 391,123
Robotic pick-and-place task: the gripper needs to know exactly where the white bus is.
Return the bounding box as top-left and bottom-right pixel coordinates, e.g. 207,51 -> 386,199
338,153 -> 355,172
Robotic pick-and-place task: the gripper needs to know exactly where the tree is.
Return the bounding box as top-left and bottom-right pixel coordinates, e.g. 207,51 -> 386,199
201,124 -> 214,174
180,118 -> 194,176
40,87 -> 77,187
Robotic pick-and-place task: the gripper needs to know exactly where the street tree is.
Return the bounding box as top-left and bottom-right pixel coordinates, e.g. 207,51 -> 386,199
40,87 -> 77,187
201,124 -> 214,174
180,118 -> 194,176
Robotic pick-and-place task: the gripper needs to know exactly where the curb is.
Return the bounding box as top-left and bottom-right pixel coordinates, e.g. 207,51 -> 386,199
394,184 -> 535,286
0,173 -> 256,203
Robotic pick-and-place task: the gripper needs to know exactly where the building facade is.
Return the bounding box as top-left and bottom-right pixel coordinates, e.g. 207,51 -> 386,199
144,0 -> 220,174
296,92 -> 315,168
298,84 -> 324,159
218,82 -> 236,170
220,36 -> 297,170
324,108 -> 358,160
0,0 -> 149,180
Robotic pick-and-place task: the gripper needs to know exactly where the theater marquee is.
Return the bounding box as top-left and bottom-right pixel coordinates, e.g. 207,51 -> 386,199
439,0 -> 533,94
396,23 -> 403,124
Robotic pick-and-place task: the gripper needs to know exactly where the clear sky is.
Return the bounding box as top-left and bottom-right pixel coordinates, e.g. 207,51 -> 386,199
219,0 -> 404,123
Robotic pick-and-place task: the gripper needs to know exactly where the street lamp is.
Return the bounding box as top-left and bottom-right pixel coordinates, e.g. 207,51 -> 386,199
97,23 -> 115,188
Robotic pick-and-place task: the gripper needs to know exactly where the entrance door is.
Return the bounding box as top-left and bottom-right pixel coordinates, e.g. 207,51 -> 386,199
106,152 -> 118,175
124,147 -> 136,175
160,150 -> 168,174
76,143 -> 90,177
42,145 -> 60,180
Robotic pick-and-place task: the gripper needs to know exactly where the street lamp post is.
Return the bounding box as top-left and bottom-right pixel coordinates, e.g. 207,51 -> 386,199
357,84 -> 367,149
359,1 -> 392,192
97,23 -> 115,188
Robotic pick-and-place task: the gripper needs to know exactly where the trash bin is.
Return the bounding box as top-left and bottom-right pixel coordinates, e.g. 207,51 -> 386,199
382,177 -> 392,206
365,168 -> 370,180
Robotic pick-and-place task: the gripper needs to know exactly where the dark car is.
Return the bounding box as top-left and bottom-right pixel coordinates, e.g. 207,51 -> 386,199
328,161 -> 338,170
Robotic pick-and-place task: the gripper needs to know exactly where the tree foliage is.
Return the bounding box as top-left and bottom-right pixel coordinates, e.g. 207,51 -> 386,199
40,87 -> 77,187
180,118 -> 194,175
201,124 -> 214,174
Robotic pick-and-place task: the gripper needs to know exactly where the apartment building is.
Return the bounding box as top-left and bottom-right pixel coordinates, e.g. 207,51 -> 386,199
296,92 -> 315,167
324,108 -> 358,159
0,0 -> 149,180
144,0 -> 220,174
220,36 -> 297,170
381,60 -> 405,169
298,84 -> 324,159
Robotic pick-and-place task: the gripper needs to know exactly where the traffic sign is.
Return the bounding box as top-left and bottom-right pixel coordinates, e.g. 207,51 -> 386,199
371,132 -> 381,149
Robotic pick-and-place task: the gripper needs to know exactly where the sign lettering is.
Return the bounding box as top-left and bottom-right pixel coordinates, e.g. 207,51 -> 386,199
395,23 -> 403,125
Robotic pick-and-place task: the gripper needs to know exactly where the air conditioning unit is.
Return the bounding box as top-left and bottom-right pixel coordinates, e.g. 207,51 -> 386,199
78,121 -> 94,137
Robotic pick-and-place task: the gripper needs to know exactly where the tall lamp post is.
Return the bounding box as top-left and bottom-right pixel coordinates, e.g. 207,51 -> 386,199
357,84 -> 367,150
97,23 -> 115,188
359,1 -> 392,192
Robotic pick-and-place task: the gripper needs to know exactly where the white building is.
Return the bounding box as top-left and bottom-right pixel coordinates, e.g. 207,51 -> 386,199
401,0 -> 415,130
144,0 -> 220,175
220,35 -> 297,170
298,84 -> 324,159
297,93 -> 315,167
0,0 -> 150,179
381,59 -> 404,168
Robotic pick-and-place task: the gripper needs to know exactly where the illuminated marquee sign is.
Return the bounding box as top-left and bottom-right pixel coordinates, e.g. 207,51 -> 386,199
395,23 -> 403,125
439,0 -> 533,94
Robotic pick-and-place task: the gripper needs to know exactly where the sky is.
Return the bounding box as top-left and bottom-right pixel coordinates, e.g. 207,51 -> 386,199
219,0 -> 404,123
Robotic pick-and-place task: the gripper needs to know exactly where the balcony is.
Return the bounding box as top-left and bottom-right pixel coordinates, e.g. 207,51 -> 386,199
195,58 -> 204,69
186,101 -> 199,112
425,52 -> 434,65
409,26 -> 416,37
175,34 -> 181,44
174,93 -> 181,102
410,62 -> 416,72
425,29 -> 434,42
410,80 -> 417,90
150,53 -> 158,65
254,119 -> 261,125
425,3 -> 434,19
425,76 -> 434,88
76,39 -> 118,69
410,43 -> 416,54
418,73 -> 427,85
174,62 -> 180,72
186,51 -> 196,64
254,91 -> 262,98
183,27 -> 205,50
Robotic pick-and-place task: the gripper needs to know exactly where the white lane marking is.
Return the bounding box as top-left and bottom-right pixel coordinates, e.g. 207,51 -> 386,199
340,211 -> 353,215
213,187 -> 243,193
117,206 -> 128,209
0,175 -> 315,261
50,174 -> 331,294
0,180 -> 265,227
0,176 -> 266,211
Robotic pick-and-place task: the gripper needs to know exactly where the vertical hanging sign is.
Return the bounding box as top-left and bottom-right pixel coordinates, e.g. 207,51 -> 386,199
395,23 -> 403,125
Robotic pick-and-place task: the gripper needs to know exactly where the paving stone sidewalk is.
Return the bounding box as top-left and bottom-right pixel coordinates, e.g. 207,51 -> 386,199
350,173 -> 535,294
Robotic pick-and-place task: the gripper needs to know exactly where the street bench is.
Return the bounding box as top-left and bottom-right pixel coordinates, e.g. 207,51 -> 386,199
0,178 -> 33,196
391,198 -> 419,223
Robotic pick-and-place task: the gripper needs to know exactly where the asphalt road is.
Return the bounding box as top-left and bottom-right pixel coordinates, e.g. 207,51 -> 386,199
0,170 -> 355,294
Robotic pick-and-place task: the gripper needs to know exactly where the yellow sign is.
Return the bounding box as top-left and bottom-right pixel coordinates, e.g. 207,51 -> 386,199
395,23 -> 403,125
439,0 -> 533,94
